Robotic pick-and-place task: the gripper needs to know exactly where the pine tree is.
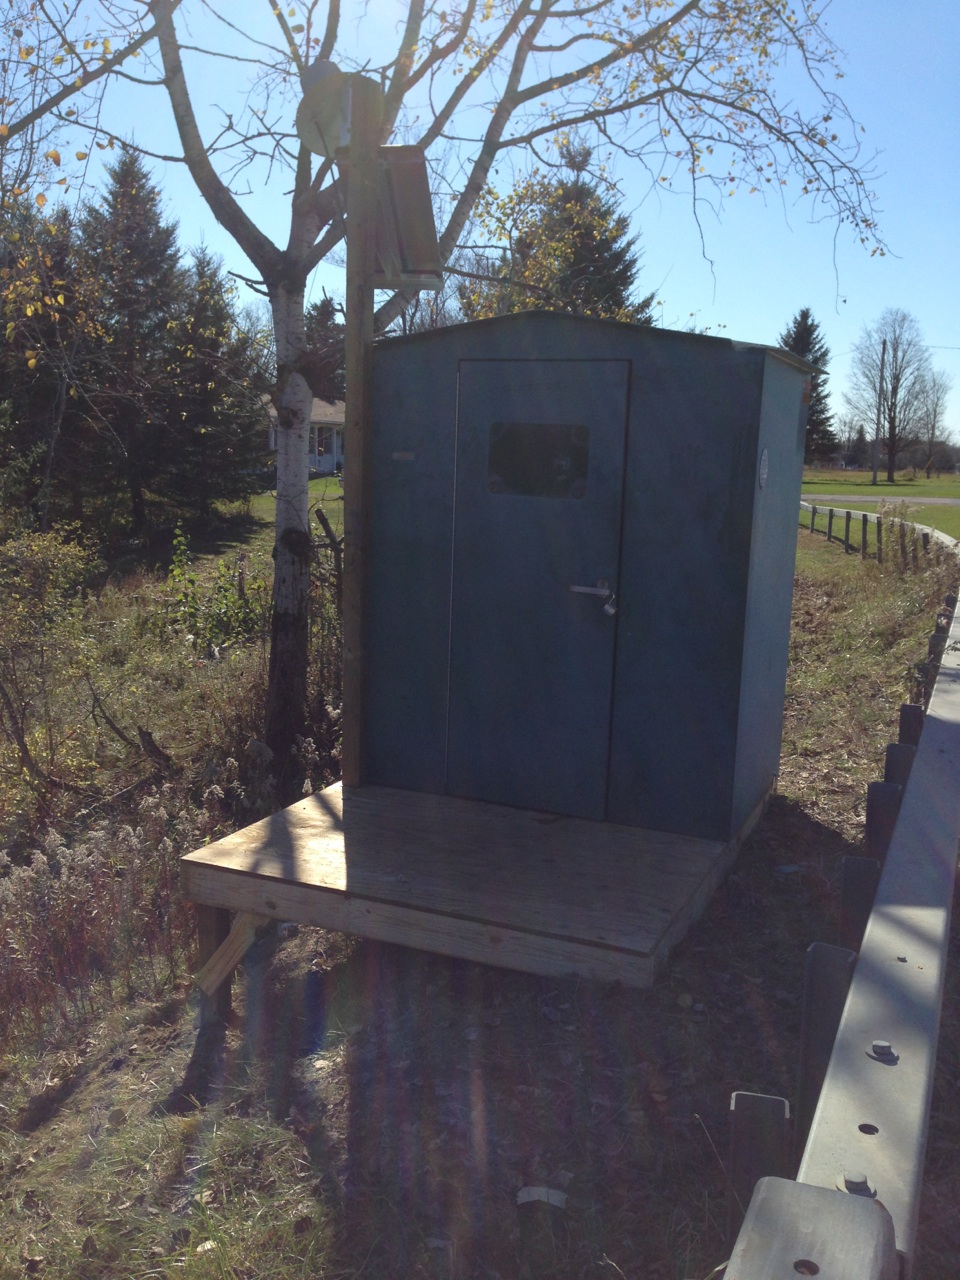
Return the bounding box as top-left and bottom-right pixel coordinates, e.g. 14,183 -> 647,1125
300,296 -> 345,402
158,249 -> 270,519
78,151 -> 184,533
462,156 -> 655,324
779,307 -> 836,463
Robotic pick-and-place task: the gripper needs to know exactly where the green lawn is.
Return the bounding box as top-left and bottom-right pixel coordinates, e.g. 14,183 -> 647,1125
802,467 -> 960,500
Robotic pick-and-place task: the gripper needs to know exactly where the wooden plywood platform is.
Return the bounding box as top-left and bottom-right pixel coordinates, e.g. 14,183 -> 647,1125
182,784 -> 742,987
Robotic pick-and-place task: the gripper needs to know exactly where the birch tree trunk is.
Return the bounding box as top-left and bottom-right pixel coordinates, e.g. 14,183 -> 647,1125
265,282 -> 313,779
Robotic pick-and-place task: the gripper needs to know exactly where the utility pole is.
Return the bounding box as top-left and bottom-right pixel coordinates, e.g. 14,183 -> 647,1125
871,336 -> 887,486
339,75 -> 382,788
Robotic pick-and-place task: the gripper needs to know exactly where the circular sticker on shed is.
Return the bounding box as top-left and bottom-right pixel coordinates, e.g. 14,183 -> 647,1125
759,447 -> 769,490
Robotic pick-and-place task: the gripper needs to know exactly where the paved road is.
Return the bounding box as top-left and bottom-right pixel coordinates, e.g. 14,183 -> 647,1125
805,493 -> 960,506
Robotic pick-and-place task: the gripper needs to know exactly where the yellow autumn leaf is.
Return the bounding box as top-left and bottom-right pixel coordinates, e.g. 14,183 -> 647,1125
35,192 -> 46,207
76,151 -> 88,161
45,149 -> 61,166
0,124 -> 7,137
27,358 -> 37,369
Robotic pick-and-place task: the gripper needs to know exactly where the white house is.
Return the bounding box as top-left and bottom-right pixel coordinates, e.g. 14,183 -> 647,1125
266,398 -> 345,474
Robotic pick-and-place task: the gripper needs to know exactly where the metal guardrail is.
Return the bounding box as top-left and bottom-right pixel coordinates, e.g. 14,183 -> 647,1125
726,549 -> 960,1278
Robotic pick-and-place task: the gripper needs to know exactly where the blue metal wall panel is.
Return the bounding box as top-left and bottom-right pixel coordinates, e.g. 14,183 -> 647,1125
364,338 -> 458,790
605,337 -> 765,838
730,353 -> 810,834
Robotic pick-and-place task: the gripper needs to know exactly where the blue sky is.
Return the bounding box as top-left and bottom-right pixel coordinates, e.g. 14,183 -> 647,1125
83,0 -> 958,434
625,0 -> 960,432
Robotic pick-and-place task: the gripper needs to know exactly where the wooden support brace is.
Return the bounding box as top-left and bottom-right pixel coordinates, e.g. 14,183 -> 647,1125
195,910 -> 270,998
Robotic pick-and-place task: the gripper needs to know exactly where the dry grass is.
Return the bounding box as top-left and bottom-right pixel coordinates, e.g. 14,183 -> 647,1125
1,530 -> 958,1279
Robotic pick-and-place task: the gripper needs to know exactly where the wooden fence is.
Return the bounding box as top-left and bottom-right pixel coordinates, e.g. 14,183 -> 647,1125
800,500 -> 958,568
725,533 -> 960,1278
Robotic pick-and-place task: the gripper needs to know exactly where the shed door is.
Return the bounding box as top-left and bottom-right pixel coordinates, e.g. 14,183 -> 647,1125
446,359 -> 630,819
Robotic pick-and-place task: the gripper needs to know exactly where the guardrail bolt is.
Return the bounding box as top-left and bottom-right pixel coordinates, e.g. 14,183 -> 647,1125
841,1172 -> 873,1197
871,1039 -> 895,1061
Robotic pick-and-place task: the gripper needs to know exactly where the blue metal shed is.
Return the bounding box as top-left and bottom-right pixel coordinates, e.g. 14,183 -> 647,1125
363,311 -> 810,843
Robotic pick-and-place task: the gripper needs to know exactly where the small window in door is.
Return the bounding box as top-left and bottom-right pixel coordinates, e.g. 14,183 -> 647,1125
487,422 -> 589,498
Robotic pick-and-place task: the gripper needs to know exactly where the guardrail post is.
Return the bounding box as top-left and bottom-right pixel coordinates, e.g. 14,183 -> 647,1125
861,512 -> 868,559
827,508 -> 834,543
864,780 -> 902,860
928,632 -> 947,663
810,504 -> 817,533
728,1092 -> 791,1244
898,703 -> 924,746
876,516 -> 883,564
795,942 -> 856,1160
884,742 -> 916,788
840,857 -> 881,952
899,521 -> 908,570
844,509 -> 852,553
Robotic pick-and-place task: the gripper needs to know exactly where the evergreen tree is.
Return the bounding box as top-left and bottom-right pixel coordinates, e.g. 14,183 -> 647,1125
779,307 -> 836,463
462,155 -> 655,323
78,151 -> 185,532
300,295 -> 345,402
158,249 -> 270,519
0,202 -> 93,529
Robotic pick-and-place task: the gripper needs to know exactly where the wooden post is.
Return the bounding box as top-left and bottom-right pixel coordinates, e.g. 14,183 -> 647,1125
196,905 -> 232,1027
728,1092 -> 791,1244
864,780 -> 902,860
809,504 -> 817,533
795,942 -> 856,1160
840,857 -> 881,952
884,742 -> 916,788
876,515 -> 883,564
339,75 -> 382,789
861,512 -> 868,559
898,702 -> 924,746
844,509 -> 852,554
899,520 -> 908,570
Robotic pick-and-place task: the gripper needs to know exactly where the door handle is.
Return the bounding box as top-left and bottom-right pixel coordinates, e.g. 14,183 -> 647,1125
569,580 -> 617,615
